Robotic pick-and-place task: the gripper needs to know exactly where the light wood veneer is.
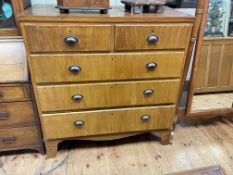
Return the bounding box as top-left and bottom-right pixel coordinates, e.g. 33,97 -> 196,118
19,5 -> 194,157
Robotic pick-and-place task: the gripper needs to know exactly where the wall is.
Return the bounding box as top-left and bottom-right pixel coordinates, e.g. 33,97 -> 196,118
31,0 -> 122,6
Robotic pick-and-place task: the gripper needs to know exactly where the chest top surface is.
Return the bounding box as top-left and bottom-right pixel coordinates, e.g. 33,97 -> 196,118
18,5 -> 195,23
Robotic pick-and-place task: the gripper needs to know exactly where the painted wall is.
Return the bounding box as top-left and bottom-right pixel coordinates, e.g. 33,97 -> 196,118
31,0 -> 122,6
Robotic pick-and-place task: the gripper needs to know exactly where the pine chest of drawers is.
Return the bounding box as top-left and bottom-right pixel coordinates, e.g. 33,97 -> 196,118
19,5 -> 194,157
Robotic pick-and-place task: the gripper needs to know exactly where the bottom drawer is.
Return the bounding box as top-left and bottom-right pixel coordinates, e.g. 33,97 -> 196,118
0,126 -> 41,151
42,105 -> 175,140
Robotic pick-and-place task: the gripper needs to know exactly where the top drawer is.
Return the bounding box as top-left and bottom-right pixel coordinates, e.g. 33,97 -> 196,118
23,24 -> 112,53
115,24 -> 192,51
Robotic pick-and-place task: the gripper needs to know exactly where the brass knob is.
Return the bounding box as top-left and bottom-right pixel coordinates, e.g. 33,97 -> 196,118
146,35 -> 159,44
146,62 -> 158,70
144,89 -> 154,96
141,115 -> 151,121
64,36 -> 78,45
69,65 -> 81,74
71,94 -> 83,101
74,120 -> 85,127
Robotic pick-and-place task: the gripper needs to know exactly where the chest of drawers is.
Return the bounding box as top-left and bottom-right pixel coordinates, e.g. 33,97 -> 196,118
19,6 -> 194,157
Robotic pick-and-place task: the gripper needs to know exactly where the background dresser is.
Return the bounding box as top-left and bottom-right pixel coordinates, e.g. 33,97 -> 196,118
0,39 -> 43,153
19,5 -> 194,157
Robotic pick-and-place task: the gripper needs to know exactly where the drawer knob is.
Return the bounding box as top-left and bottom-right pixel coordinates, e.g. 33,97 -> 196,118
72,94 -> 83,101
144,89 -> 154,96
74,120 -> 85,127
64,36 -> 78,45
141,115 -> 151,121
2,136 -> 16,144
0,112 -> 9,120
69,65 -> 81,74
146,62 -> 158,70
147,35 -> 159,44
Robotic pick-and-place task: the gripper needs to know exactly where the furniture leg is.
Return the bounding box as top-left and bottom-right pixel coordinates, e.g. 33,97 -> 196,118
45,140 -> 59,158
160,130 -> 173,145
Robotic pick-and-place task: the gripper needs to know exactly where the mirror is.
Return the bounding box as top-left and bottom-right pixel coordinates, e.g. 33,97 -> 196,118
187,0 -> 233,117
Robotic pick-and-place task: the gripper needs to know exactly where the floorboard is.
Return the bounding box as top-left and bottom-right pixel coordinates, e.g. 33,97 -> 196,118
0,117 -> 233,175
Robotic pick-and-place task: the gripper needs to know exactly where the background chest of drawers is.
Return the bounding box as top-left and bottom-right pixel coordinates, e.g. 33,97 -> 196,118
19,6 -> 194,157
0,39 -> 43,153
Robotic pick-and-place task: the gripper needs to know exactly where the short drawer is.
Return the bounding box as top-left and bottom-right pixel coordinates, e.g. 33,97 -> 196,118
37,80 -> 180,112
31,52 -> 185,83
42,105 -> 175,139
0,101 -> 36,127
115,24 -> 192,51
0,126 -> 41,150
0,84 -> 31,102
23,24 -> 112,52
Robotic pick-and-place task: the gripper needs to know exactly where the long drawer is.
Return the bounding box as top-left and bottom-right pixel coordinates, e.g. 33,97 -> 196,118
0,84 -> 31,102
30,52 -> 185,83
37,80 -> 180,112
23,24 -> 112,52
0,101 -> 36,127
0,126 -> 41,150
42,105 -> 175,139
115,24 -> 192,51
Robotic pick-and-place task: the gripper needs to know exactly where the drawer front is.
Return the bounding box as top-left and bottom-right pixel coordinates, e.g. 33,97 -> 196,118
0,102 -> 36,127
24,24 -> 112,52
42,106 -> 175,139
0,84 -> 31,102
0,126 -> 41,150
37,80 -> 180,112
115,24 -> 192,51
31,52 -> 185,83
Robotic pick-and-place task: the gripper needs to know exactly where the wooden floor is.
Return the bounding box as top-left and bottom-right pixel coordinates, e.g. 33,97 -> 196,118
0,117 -> 233,175
192,92 -> 233,111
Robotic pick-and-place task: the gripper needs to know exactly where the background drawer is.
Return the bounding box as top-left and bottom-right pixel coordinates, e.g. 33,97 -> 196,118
115,24 -> 192,51
0,84 -> 31,102
0,126 -> 41,150
24,24 -> 112,52
42,106 -> 175,139
31,52 -> 185,83
0,101 -> 36,127
37,80 -> 180,112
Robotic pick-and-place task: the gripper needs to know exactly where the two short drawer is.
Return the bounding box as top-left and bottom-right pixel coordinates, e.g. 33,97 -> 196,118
42,105 -> 175,140
37,80 -> 179,112
31,52 -> 185,83
23,24 -> 192,52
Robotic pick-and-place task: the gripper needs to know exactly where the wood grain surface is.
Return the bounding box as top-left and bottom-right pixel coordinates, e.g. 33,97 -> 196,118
30,52 -> 185,83
36,80 -> 180,112
42,105 -> 175,139
0,117 -> 232,174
